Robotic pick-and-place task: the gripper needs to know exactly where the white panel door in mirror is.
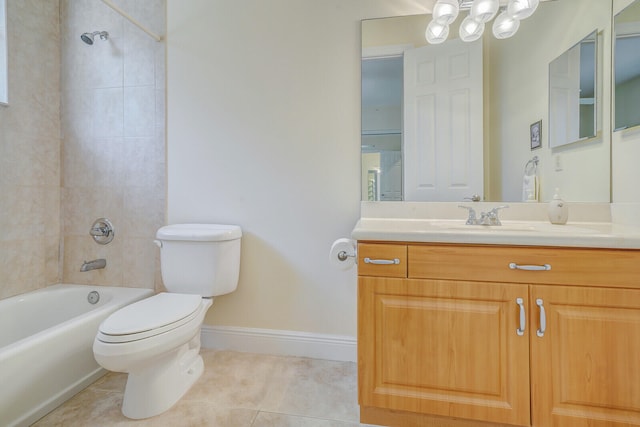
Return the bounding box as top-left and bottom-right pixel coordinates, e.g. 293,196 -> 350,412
403,38 -> 483,201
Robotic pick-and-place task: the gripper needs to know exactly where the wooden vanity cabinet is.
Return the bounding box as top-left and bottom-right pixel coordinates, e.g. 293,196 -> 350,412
358,242 -> 640,427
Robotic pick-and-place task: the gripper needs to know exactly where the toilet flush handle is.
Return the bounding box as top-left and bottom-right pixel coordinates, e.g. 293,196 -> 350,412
153,239 -> 162,248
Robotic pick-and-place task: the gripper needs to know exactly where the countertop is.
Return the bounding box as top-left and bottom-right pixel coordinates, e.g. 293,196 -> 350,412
352,218 -> 640,249
352,202 -> 640,249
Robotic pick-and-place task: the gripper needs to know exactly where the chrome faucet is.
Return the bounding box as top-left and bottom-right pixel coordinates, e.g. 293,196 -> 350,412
80,258 -> 106,272
458,205 -> 478,225
483,205 -> 509,225
459,205 -> 509,226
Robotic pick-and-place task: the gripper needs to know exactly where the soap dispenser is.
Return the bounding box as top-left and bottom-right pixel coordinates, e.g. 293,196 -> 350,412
547,188 -> 568,225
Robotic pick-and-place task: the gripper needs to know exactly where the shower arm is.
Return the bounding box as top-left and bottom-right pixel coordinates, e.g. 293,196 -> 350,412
100,0 -> 162,42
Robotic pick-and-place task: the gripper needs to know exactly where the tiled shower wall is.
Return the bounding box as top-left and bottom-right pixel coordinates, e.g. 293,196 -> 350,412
60,0 -> 165,288
0,0 -> 61,299
0,0 -> 165,300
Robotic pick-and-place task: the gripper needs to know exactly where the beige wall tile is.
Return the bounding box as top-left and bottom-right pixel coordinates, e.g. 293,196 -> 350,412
2,0 -> 165,299
0,0 -> 61,300
60,0 -> 165,289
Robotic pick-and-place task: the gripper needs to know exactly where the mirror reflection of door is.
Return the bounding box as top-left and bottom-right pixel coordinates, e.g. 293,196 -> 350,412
403,39 -> 483,201
361,39 -> 483,202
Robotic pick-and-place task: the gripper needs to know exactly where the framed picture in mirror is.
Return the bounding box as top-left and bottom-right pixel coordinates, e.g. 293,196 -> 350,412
530,120 -> 542,150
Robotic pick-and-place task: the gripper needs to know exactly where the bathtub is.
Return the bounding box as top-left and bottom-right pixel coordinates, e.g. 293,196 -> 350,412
0,284 -> 154,427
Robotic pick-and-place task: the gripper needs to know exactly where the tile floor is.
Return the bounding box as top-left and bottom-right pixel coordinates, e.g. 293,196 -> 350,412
33,350 -> 374,427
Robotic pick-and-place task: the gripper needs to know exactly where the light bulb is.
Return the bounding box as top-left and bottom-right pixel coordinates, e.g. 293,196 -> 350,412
432,0 -> 460,25
460,15 -> 485,42
507,0 -> 540,20
470,0 -> 499,23
425,20 -> 450,44
493,10 -> 520,39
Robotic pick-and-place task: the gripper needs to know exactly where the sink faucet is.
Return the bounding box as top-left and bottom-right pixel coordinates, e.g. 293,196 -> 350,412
480,205 -> 509,226
80,258 -> 106,272
458,205 -> 478,225
459,205 -> 509,226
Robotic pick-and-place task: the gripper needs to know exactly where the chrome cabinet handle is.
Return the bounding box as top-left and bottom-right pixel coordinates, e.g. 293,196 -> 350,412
509,263 -> 551,271
516,298 -> 526,336
536,298 -> 546,337
363,257 -> 400,265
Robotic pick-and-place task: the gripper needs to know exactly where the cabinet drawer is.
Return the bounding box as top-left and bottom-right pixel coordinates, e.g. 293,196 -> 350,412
358,243 -> 407,278
409,244 -> 640,288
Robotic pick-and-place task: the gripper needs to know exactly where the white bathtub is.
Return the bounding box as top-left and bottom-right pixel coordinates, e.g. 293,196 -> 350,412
0,284 -> 154,427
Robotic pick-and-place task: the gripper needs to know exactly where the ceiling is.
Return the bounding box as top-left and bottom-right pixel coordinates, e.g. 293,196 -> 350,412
423,0 -> 557,13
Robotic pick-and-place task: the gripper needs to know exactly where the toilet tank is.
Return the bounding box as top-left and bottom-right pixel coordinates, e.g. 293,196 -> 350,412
155,224 -> 242,297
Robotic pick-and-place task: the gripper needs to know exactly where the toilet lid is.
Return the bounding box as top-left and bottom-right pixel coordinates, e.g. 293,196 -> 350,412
98,293 -> 202,343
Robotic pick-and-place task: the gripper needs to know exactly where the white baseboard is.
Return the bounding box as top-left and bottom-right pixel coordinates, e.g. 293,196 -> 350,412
200,325 -> 357,362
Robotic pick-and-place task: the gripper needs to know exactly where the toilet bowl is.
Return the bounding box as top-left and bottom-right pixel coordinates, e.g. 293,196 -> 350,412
93,224 -> 241,419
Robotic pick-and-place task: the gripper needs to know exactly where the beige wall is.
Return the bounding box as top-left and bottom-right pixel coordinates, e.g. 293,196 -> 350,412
0,0 -> 165,300
167,0 -> 431,337
0,0 -> 61,299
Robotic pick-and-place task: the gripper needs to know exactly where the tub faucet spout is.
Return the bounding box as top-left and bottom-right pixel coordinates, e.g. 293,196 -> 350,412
80,258 -> 106,272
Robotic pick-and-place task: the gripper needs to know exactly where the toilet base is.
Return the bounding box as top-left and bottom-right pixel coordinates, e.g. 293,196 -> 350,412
120,333 -> 204,419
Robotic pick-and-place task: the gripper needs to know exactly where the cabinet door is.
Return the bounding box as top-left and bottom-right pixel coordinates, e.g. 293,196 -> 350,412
530,285 -> 640,427
358,277 -> 531,426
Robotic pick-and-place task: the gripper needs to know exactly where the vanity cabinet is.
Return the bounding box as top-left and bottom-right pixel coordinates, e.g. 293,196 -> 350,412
357,242 -> 640,427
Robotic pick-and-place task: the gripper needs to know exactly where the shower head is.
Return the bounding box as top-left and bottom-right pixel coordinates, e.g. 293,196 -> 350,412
80,31 -> 109,45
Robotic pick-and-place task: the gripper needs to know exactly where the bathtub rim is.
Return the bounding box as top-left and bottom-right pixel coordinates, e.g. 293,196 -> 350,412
0,283 -> 154,358
0,283 -> 154,427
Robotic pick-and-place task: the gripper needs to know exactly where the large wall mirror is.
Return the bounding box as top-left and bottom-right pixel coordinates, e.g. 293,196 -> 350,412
361,0 -> 612,203
614,0 -> 640,131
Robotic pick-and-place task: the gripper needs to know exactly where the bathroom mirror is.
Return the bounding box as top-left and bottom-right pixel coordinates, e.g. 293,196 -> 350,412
614,0 -> 640,131
361,0 -> 612,203
549,30 -> 598,148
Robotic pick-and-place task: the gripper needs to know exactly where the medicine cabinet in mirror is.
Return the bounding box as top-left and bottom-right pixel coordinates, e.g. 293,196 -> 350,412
361,0 -> 612,204
549,30 -> 598,147
614,0 -> 640,131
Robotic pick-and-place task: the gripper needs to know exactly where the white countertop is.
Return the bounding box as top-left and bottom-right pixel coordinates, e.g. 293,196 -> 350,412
352,202 -> 640,249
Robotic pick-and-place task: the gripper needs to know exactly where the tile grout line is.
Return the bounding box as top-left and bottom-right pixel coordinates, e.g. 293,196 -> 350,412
252,409 -> 360,426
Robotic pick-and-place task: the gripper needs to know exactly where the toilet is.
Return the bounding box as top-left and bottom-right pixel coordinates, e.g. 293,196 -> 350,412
92,224 -> 241,419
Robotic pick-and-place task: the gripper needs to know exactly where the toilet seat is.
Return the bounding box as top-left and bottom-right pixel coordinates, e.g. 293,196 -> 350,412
97,293 -> 202,344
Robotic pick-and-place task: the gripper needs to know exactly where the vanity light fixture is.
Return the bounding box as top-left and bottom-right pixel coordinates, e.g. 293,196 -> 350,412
432,0 -> 460,24
459,15 -> 485,42
426,0 -> 539,44
426,20 -> 451,44
492,9 -> 521,39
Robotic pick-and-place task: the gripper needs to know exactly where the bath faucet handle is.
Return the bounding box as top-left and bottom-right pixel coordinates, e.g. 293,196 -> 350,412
89,218 -> 114,245
458,205 -> 478,225
90,226 -> 109,236
486,205 -> 509,225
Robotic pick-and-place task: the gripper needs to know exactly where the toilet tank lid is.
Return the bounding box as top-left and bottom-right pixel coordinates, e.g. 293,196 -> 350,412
156,224 -> 242,241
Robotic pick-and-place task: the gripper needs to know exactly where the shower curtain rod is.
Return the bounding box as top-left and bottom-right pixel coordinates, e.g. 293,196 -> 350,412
100,0 -> 162,42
